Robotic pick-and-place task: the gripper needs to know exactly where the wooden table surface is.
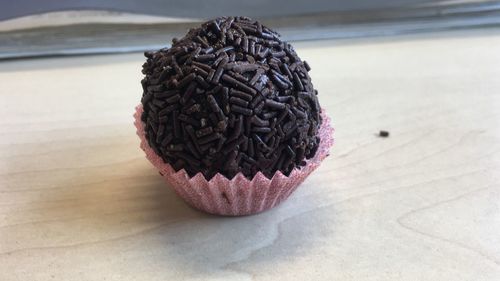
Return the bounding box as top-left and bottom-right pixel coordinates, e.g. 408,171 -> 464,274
1,29 -> 500,280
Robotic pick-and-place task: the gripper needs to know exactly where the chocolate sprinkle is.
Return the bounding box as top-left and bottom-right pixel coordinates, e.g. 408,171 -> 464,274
141,16 -> 322,180
379,130 -> 390,137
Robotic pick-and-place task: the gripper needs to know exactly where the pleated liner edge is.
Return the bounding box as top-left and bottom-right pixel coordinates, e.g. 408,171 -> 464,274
134,105 -> 334,216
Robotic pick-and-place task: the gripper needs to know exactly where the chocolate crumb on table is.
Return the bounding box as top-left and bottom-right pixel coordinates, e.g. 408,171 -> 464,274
141,16 -> 322,180
379,130 -> 390,137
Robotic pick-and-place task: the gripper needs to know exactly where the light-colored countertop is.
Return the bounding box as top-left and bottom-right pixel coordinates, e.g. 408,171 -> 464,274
1,29 -> 499,280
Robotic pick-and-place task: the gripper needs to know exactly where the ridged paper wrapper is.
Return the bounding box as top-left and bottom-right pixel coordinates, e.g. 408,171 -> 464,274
134,105 -> 334,216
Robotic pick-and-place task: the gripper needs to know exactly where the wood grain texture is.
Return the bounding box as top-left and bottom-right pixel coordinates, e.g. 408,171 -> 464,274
1,29 -> 500,280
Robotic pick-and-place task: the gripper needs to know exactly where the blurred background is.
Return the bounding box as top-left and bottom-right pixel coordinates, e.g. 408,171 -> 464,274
1,0 -> 500,59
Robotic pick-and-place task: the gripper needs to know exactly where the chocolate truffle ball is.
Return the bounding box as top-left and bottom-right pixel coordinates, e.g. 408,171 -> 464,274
140,16 -> 321,180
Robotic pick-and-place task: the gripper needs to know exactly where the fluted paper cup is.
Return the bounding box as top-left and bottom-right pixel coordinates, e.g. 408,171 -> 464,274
134,105 -> 334,216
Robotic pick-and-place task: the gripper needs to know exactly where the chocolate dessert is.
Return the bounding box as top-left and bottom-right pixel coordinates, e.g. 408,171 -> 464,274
140,16 -> 321,180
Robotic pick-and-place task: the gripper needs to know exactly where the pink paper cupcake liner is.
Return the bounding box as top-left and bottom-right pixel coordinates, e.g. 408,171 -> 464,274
134,105 -> 334,216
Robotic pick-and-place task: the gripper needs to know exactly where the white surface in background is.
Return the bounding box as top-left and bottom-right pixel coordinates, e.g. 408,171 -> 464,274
0,10 -> 200,32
